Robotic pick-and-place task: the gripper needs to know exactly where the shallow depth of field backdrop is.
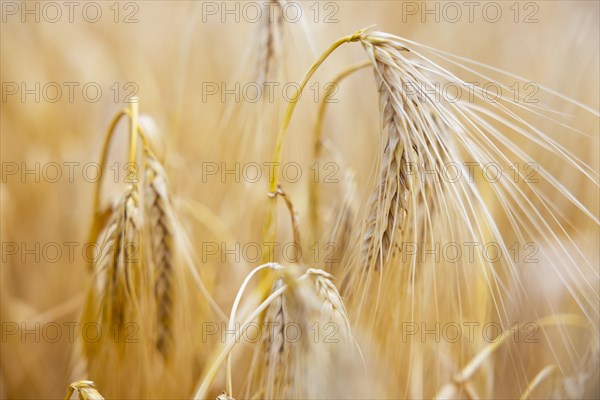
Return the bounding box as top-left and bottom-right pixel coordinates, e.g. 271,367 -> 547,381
1,1 -> 599,399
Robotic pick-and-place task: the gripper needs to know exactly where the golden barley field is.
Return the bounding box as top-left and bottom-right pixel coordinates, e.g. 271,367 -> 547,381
1,1 -> 599,399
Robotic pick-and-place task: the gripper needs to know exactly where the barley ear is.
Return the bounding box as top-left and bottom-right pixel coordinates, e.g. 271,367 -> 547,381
143,156 -> 177,359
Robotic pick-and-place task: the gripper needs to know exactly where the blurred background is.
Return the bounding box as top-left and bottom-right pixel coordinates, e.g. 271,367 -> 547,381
1,1 -> 598,398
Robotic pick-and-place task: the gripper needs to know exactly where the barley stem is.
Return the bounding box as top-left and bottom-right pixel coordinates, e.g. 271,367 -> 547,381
93,110 -> 127,214
87,110 -> 128,252
267,32 -> 361,194
88,103 -> 150,252
261,28 -> 368,264
309,59 -> 371,243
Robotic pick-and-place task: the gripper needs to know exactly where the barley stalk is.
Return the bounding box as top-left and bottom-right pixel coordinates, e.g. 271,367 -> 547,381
262,28 -> 368,264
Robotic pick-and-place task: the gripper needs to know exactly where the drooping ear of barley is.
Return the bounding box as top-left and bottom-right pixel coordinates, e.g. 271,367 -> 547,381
344,31 -> 600,398
142,152 -> 200,397
357,36 -> 460,276
75,106 -> 204,399
144,155 -> 178,358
